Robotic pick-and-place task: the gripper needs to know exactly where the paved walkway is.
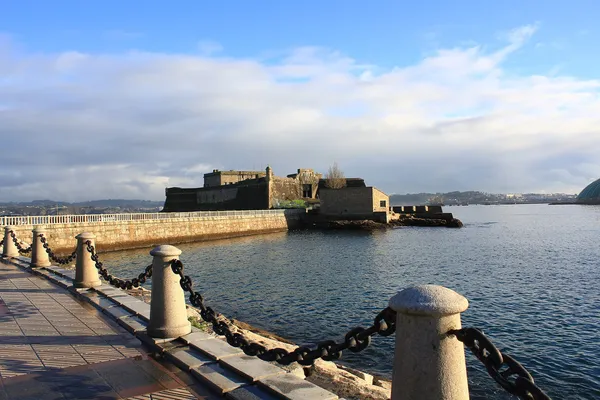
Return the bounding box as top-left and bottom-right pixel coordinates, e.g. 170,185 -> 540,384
0,260 -> 217,399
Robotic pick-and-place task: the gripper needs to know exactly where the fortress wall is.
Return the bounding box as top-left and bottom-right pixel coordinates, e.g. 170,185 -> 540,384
6,213 -> 302,254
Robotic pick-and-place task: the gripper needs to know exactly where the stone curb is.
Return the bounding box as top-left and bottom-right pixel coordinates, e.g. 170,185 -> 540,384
2,255 -> 339,400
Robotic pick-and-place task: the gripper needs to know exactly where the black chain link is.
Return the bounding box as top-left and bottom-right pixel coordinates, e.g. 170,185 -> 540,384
85,240 -> 152,290
449,328 -> 551,400
170,259 -> 396,366
9,231 -> 32,254
39,235 -> 77,265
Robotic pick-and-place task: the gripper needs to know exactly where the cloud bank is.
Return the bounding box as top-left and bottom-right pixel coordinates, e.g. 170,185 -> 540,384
1,25 -> 599,201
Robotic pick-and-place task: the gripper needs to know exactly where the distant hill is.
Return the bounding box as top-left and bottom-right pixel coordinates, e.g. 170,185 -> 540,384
0,199 -> 163,208
389,191 -> 492,205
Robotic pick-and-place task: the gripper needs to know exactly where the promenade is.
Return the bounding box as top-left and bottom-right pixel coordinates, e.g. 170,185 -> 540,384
0,259 -> 210,399
0,251 -> 338,400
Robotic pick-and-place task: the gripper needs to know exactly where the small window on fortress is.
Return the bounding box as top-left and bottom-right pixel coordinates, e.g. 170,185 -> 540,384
302,184 -> 312,198
380,200 -> 387,207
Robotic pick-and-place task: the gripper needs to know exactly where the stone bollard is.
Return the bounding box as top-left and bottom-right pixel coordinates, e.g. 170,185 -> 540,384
73,232 -> 101,288
2,226 -> 19,258
389,285 -> 470,400
147,245 -> 191,338
31,227 -> 51,268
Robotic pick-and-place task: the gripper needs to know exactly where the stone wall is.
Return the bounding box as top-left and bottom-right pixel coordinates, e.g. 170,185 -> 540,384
5,212 -> 303,254
319,187 -> 374,216
371,188 -> 389,213
164,181 -> 269,211
270,177 -> 302,205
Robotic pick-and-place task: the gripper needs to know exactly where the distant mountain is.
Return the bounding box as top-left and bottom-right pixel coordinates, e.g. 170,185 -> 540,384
0,199 -> 163,208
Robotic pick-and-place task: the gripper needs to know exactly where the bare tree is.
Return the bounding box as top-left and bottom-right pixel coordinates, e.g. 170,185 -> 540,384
325,162 -> 347,189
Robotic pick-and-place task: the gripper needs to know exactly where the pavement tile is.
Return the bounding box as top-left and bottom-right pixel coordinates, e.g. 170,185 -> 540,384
92,358 -> 166,398
125,387 -> 200,400
191,363 -> 250,394
259,374 -> 339,400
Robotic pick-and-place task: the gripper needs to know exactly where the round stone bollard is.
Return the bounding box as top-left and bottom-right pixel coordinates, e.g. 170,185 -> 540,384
147,245 -> 191,338
389,285 -> 470,400
73,232 -> 101,288
2,226 -> 19,258
31,227 -> 51,268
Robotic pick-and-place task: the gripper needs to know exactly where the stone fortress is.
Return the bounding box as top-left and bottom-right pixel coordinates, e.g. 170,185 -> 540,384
163,166 -> 325,212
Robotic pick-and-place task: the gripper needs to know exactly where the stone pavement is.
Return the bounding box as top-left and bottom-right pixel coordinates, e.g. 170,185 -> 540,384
0,257 -> 338,400
0,259 -> 215,399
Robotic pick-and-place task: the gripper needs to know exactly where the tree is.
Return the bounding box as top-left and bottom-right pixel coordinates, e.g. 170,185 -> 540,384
325,162 -> 346,189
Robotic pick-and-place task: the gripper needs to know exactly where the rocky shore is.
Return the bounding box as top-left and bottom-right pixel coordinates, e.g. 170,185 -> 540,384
308,214 -> 463,231
126,287 -> 392,400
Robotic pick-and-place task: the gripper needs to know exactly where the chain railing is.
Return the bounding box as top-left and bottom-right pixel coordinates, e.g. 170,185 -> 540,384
85,240 -> 152,289
448,328 -> 551,400
9,231 -> 32,254
39,235 -> 77,265
169,259 -> 396,365
5,230 -> 551,399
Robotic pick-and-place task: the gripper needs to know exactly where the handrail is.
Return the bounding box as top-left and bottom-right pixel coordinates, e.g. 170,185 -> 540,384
0,209 -> 305,226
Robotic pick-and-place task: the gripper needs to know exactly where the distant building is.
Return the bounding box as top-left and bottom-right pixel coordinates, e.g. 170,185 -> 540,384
576,178 -> 600,205
163,166 -> 323,212
319,186 -> 390,222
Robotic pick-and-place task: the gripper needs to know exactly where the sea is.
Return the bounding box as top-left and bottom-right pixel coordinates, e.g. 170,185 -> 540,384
100,204 -> 600,399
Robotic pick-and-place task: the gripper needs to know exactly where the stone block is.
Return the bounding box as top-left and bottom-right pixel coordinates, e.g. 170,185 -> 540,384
121,301 -> 151,321
226,385 -> 281,400
191,363 -> 250,394
135,332 -> 180,348
259,374 -> 338,400
180,330 -> 214,344
117,315 -> 148,333
415,205 -> 427,213
165,347 -> 215,370
189,338 -> 243,360
94,284 -> 123,296
87,295 -> 120,310
220,354 -> 286,382
103,305 -> 134,320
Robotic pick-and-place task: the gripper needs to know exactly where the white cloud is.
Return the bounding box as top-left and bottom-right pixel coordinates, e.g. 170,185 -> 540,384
0,25 -> 599,201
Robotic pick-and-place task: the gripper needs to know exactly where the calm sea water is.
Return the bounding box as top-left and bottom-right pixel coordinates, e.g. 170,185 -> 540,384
99,204 -> 600,399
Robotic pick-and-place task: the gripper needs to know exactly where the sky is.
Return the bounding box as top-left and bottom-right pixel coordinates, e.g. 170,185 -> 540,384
1,1 -> 600,201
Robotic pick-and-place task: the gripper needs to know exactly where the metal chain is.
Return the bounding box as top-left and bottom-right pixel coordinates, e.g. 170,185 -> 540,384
170,259 -> 396,366
449,328 -> 551,400
85,240 -> 152,290
39,235 -> 77,265
9,231 -> 32,253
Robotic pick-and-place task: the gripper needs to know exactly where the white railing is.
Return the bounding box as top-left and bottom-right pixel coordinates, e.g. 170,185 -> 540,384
0,209 -> 306,226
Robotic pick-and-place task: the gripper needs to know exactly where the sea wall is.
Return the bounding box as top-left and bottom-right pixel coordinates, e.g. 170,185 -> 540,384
4,211 -> 303,254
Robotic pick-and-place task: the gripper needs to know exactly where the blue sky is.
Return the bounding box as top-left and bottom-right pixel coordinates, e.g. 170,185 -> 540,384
4,1 -> 598,73
1,1 -> 600,200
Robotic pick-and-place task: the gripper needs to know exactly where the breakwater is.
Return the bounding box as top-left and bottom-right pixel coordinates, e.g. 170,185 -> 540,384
1,210 -> 304,253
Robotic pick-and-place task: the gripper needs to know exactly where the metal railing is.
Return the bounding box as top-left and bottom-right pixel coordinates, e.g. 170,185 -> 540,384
0,209 -> 305,226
